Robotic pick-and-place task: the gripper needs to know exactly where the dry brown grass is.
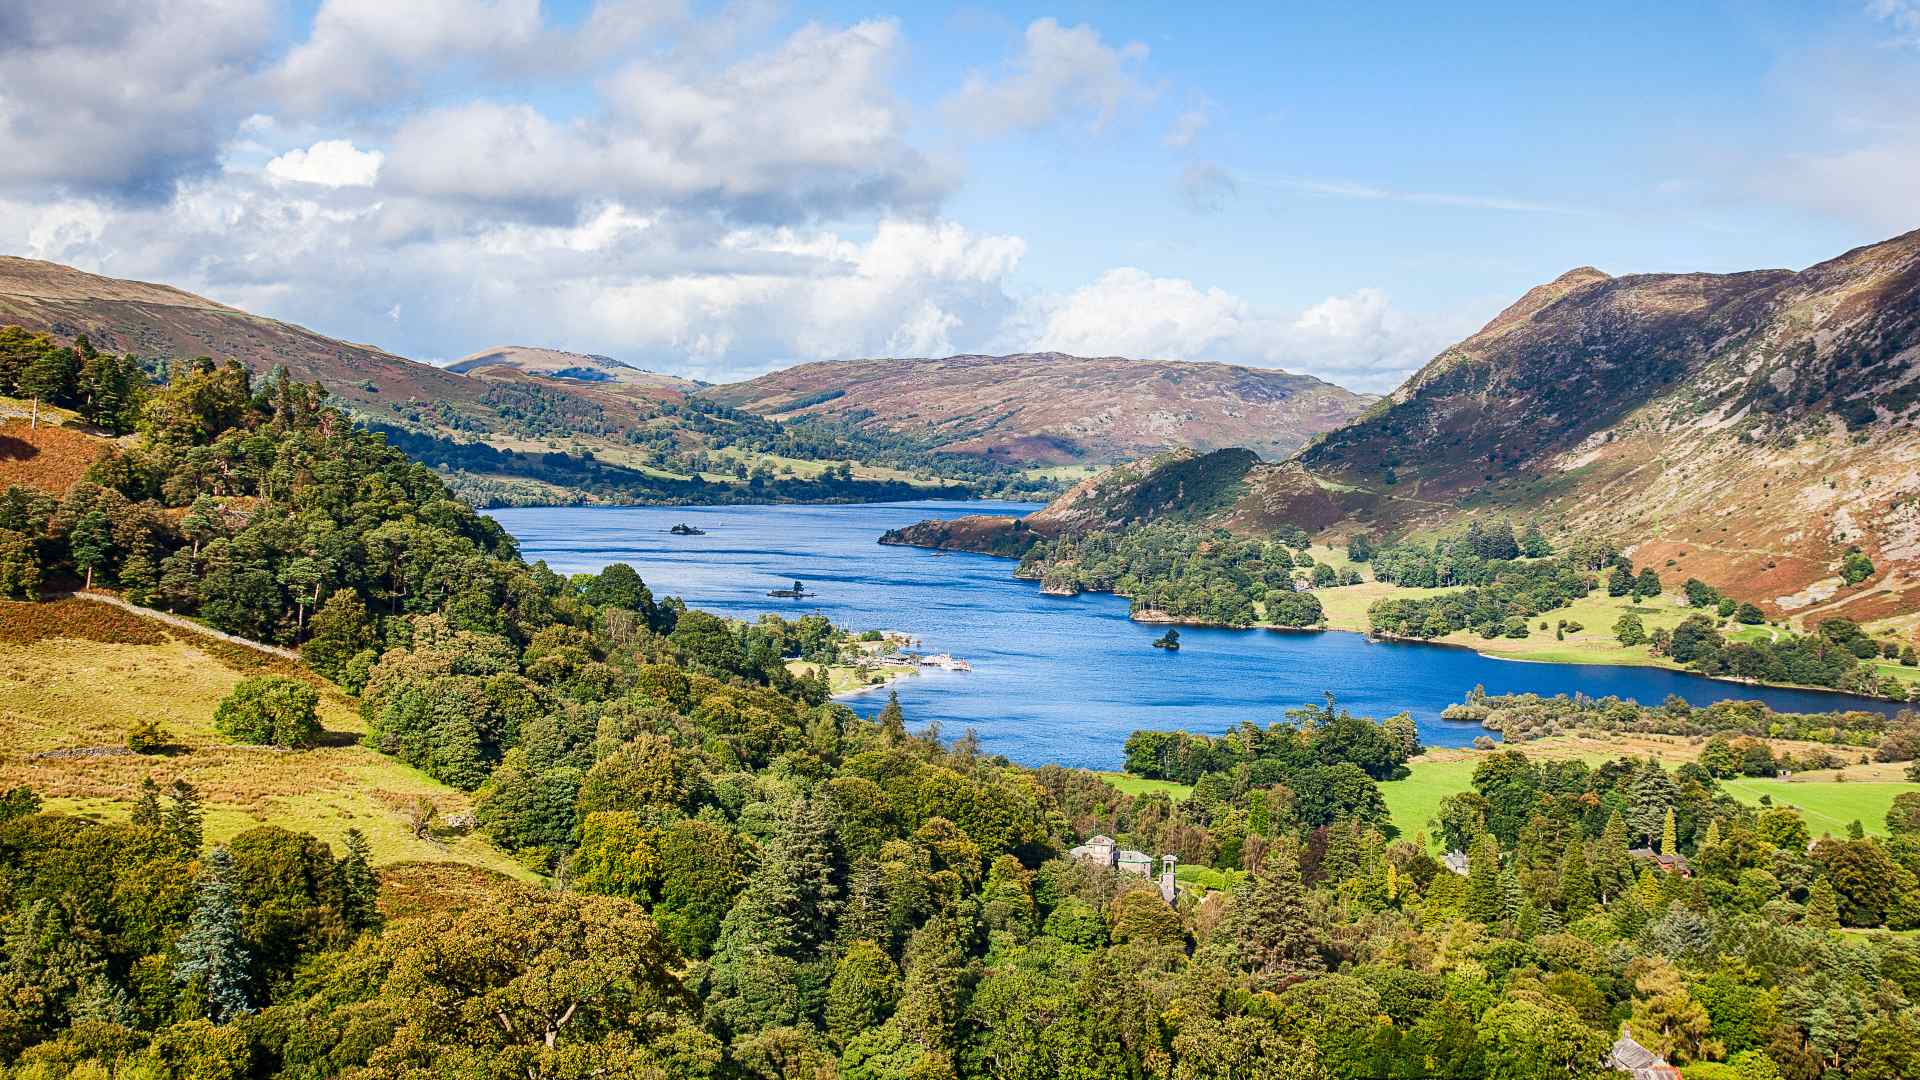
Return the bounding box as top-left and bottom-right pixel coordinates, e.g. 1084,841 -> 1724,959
0,417 -> 111,494
0,599 -> 531,878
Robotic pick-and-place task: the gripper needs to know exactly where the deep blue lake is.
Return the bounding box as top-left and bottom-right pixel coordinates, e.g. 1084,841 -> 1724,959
492,501 -> 1905,770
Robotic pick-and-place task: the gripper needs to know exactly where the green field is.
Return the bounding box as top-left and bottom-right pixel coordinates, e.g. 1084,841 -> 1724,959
1384,753 -> 1920,847
1721,778 -> 1920,839
1098,771 -> 1194,801
1380,758 -> 1479,848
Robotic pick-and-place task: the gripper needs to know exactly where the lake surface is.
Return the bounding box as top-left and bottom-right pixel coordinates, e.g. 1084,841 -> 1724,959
492,501 -> 1907,770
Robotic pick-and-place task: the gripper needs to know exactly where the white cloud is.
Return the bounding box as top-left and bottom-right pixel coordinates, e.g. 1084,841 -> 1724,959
268,0 -> 545,114
1030,268 -> 1463,392
266,140 -> 384,187
945,18 -> 1154,137
0,0 -> 274,199
379,20 -> 946,222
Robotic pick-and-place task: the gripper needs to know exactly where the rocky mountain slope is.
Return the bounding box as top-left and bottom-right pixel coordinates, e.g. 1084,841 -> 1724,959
703,352 -> 1376,465
891,229 -> 1920,624
1297,228 -> 1920,623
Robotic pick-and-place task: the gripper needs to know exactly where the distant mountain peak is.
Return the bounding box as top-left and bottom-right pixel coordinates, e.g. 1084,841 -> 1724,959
447,345 -> 701,395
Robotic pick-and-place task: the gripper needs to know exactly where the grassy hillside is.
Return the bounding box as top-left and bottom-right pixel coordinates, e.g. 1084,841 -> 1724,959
1383,739 -> 1920,848
0,597 -> 531,878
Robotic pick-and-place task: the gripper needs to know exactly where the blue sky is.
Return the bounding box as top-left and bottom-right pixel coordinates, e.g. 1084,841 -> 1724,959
2,1 -> 1915,390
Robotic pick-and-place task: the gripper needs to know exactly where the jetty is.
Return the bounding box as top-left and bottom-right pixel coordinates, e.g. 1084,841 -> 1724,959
917,653 -> 973,672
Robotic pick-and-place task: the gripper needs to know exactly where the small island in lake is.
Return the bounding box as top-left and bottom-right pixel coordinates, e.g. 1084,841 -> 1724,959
669,523 -> 706,535
1152,629 -> 1180,651
768,579 -> 816,598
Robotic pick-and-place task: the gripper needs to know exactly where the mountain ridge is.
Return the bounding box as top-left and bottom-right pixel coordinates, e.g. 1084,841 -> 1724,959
702,351 -> 1378,465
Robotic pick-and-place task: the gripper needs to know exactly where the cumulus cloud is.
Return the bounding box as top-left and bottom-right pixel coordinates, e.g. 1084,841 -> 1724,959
0,0 -> 274,200
945,18 -> 1154,137
380,20 -> 946,222
1030,268 -> 1463,392
268,0 -> 545,115
2,170 -> 1028,382
266,140 -> 384,187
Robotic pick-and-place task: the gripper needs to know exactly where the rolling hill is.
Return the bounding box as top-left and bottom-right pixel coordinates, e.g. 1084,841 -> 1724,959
888,228 -> 1920,627
702,351 -> 1376,465
0,259 -> 1017,504
448,344 -> 703,401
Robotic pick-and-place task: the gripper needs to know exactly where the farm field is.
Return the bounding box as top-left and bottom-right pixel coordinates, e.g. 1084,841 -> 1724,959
1383,739 -> 1920,847
1098,771 -> 1194,801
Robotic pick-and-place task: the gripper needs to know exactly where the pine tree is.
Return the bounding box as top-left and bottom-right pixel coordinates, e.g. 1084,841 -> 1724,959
1211,840 -> 1325,986
837,858 -> 891,950
1661,807 -> 1678,857
1559,835 -> 1595,919
1595,810 -> 1633,902
336,828 -> 380,932
877,691 -> 906,744
130,777 -> 163,829
1701,818 -> 1722,850
1466,833 -> 1504,923
165,779 -> 203,854
67,509 -> 114,590
174,847 -> 252,1022
1805,878 -> 1841,930
892,914 -> 967,1053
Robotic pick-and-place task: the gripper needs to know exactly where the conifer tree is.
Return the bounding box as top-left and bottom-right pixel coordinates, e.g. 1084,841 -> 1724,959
337,828 -> 380,932
1805,878 -> 1841,930
877,691 -> 906,744
1210,840 -> 1325,986
1559,835 -> 1595,919
174,847 -> 252,1022
1661,807 -> 1678,857
165,779 -> 203,854
130,777 -> 163,830
1595,810 -> 1633,902
1466,833 -> 1504,923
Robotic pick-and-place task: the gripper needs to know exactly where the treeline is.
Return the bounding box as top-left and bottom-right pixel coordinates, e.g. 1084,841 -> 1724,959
1650,614 -> 1917,702
1443,687 -> 1907,749
1367,557 -> 1598,640
372,423 -> 974,509
0,327 -> 147,433
1013,523 -> 1347,627
634,398 -> 1062,500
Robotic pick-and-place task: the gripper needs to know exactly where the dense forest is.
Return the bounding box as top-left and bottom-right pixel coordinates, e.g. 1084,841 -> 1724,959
5,349 -> 1920,1078
1012,523 -> 1347,627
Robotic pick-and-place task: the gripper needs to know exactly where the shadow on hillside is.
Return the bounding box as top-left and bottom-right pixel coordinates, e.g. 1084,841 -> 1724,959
0,434 -> 38,462
313,729 -> 363,749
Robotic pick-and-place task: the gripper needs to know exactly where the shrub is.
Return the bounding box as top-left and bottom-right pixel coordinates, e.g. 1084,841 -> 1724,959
127,716 -> 171,753
213,676 -> 320,748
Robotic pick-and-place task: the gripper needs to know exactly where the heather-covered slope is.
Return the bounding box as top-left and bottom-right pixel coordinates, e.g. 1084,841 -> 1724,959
891,229 -> 1920,625
1298,228 -> 1920,622
704,351 -> 1376,464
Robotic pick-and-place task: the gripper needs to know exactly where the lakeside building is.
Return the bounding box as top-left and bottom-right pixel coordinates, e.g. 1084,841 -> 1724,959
1627,848 -> 1693,878
1609,1026 -> 1683,1079
1068,836 -> 1179,905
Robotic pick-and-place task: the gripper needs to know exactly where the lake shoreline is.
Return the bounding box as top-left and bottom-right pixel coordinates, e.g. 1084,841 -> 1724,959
938,541 -> 1912,713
